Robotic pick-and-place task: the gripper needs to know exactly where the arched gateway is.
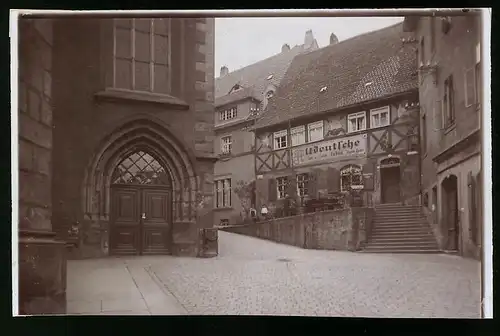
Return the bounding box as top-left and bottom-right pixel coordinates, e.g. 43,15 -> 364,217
81,117 -> 200,256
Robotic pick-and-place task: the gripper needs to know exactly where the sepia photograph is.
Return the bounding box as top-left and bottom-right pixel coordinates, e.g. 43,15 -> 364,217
12,8 -> 492,318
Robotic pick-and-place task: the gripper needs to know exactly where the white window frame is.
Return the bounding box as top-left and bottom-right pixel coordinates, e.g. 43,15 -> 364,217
347,112 -> 366,133
273,129 -> 288,149
307,121 -> 324,143
276,176 -> 288,199
215,178 -> 232,208
296,173 -> 309,197
370,106 -> 390,128
221,135 -> 232,154
290,125 -> 306,147
219,107 -> 237,121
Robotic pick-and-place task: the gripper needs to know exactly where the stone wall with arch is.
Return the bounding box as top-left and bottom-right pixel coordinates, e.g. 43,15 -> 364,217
78,117 -> 206,257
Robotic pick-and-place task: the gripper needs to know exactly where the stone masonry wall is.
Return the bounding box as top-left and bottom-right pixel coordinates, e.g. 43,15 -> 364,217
18,18 -> 67,315
223,207 -> 374,251
50,18 -> 216,258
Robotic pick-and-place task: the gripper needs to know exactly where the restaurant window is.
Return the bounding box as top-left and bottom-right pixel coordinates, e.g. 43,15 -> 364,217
307,121 -> 324,143
370,106 -> 390,128
113,18 -> 170,94
274,130 -> 288,149
290,125 -> 306,146
215,178 -> 231,208
347,112 -> 366,133
296,173 -> 309,197
340,165 -> 362,192
276,176 -> 288,199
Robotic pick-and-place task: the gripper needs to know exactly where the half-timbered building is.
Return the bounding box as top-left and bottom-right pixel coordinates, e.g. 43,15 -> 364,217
213,30 -> 319,226
252,23 -> 421,215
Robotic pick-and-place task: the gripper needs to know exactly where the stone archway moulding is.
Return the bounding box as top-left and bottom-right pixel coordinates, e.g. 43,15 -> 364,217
81,116 -> 200,227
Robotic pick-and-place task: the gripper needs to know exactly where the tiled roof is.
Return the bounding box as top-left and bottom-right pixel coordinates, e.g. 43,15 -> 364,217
254,23 -> 418,130
214,87 -> 260,108
215,44 -> 314,106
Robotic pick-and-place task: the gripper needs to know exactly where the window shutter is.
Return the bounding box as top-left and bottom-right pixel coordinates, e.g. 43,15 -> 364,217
363,161 -> 375,191
326,167 -> 340,193
287,174 -> 297,197
308,170 -> 319,199
255,177 -> 267,207
465,68 -> 475,107
268,178 -> 277,201
433,100 -> 443,130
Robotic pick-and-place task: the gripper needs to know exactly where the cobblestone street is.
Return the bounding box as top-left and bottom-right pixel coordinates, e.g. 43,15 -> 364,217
150,232 -> 481,317
67,231 -> 481,317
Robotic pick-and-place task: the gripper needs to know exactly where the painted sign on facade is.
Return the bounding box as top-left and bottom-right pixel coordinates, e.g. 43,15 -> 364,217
291,134 -> 367,166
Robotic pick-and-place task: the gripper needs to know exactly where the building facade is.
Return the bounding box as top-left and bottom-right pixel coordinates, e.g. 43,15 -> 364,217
403,14 -> 483,259
18,16 -> 216,314
213,31 -> 320,226
252,23 -> 421,216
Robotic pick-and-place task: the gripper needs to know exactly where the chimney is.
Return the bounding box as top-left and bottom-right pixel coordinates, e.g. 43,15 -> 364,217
281,43 -> 290,53
329,33 -> 339,46
220,65 -> 229,77
304,29 -> 314,49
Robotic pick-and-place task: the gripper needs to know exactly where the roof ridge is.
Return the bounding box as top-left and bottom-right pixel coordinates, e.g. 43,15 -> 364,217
293,21 -> 404,60
216,44 -> 304,80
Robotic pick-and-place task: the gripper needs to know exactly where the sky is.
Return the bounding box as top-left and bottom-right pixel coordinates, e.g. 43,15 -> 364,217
215,17 -> 404,76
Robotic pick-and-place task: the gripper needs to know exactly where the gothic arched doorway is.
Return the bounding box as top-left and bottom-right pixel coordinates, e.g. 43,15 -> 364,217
110,150 -> 173,255
441,174 -> 459,251
379,157 -> 401,204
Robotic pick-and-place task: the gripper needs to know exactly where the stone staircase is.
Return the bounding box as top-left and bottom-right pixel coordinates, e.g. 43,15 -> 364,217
362,203 -> 441,254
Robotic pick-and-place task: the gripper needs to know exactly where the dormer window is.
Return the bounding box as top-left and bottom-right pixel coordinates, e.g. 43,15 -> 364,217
230,84 -> 242,93
220,107 -> 237,121
266,90 -> 275,99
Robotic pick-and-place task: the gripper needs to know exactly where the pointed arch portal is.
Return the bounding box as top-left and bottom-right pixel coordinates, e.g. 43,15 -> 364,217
82,117 -> 200,256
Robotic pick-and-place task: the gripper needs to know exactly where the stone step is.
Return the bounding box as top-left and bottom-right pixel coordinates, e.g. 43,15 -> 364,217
374,218 -> 428,225
373,212 -> 426,218
373,221 -> 429,229
372,226 -> 432,233
360,248 -> 442,254
369,236 -> 436,243
366,241 -> 438,248
375,214 -> 423,219
375,204 -> 421,209
375,207 -> 423,212
370,233 -> 435,240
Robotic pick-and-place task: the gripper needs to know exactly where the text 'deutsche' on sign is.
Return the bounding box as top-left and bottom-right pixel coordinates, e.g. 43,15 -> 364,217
291,134 -> 367,166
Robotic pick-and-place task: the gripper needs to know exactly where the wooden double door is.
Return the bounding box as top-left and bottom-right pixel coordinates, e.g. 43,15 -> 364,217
110,186 -> 172,256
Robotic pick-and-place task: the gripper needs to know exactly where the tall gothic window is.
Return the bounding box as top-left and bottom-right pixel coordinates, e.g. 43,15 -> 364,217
113,18 -> 171,94
112,151 -> 170,185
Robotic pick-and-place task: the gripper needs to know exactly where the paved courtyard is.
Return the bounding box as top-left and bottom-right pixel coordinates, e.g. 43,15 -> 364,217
67,231 -> 481,317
